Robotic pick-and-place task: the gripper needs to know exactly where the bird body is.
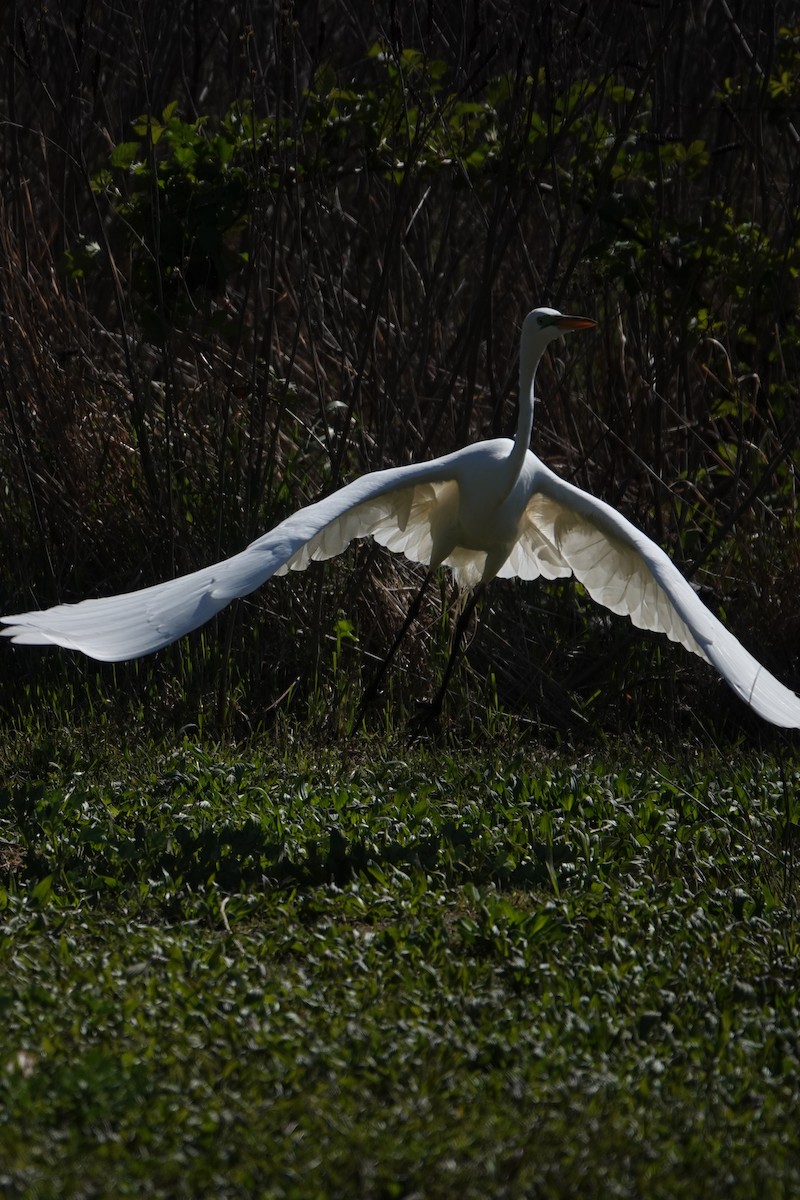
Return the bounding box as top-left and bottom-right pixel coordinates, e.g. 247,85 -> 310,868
4,307 -> 800,728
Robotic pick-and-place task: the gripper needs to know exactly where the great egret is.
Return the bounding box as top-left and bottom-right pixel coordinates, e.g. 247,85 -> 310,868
3,307 -> 799,727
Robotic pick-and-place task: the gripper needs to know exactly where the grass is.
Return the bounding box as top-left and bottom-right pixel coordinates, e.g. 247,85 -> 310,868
1,728 -> 799,1197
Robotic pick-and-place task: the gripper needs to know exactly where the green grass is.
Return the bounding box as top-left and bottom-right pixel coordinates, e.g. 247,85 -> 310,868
1,730 -> 798,1198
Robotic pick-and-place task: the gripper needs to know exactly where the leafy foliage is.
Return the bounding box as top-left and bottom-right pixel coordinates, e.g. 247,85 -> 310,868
84,102 -> 252,336
1,735 -> 799,1196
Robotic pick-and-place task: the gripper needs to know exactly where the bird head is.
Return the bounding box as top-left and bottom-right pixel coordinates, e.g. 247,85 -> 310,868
524,306 -> 596,342
520,307 -> 596,390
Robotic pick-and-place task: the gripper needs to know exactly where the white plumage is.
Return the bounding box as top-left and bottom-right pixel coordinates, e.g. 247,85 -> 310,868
4,307 -> 799,727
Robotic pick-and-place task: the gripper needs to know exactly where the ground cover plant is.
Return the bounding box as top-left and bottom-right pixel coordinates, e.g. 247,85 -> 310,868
2,2 -> 800,1196
1,733 -> 799,1197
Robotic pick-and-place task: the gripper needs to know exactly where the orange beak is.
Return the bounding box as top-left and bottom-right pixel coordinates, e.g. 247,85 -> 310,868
554,315 -> 596,332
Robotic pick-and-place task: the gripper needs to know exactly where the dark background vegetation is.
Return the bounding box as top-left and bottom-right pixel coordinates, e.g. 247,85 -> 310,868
2,0 -> 799,737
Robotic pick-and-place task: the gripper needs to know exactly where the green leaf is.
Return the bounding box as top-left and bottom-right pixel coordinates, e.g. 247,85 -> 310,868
110,141 -> 140,169
31,874 -> 53,904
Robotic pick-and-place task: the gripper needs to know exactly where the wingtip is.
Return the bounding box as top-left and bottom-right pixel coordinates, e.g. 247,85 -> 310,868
1,621 -> 41,645
2,621 -> 70,650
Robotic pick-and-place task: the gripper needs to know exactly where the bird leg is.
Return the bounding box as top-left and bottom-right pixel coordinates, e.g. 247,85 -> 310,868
411,583 -> 485,728
354,571 -> 433,720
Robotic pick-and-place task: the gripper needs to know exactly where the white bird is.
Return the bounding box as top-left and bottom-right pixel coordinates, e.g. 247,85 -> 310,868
3,307 -> 799,727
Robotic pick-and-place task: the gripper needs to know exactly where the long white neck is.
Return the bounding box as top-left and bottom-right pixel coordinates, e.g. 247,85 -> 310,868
500,329 -> 541,500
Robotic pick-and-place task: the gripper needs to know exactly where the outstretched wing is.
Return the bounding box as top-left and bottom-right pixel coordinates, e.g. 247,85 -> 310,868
497,461 -> 800,727
1,458 -> 460,662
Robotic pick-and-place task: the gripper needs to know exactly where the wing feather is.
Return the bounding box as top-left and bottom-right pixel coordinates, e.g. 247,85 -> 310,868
1,460 -> 460,661
505,463 -> 800,727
